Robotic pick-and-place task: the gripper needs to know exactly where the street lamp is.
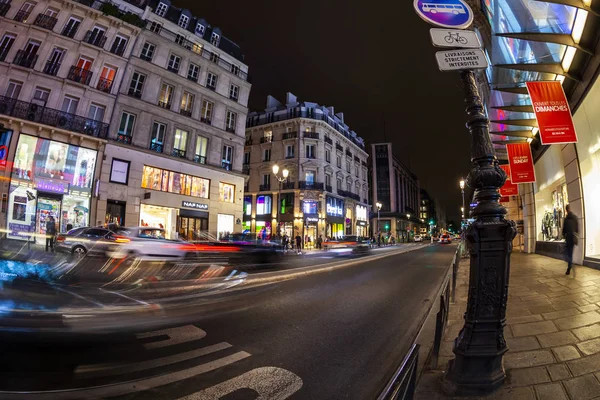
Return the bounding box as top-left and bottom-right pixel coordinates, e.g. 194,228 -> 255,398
273,164 -> 289,237
460,178 -> 466,222
376,202 -> 382,235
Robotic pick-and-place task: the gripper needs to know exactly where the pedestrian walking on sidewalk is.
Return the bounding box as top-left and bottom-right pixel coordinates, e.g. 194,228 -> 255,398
45,216 -> 57,252
562,204 -> 579,275
295,234 -> 302,254
317,235 -> 323,250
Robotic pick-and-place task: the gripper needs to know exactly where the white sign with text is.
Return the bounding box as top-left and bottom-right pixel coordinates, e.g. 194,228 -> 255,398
435,48 -> 488,71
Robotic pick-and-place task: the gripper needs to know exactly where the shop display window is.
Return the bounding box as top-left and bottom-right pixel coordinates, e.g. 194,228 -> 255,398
219,182 -> 235,203
256,195 -> 272,215
244,195 -> 252,216
303,201 -> 318,215
534,145 -> 567,242
141,165 -> 209,199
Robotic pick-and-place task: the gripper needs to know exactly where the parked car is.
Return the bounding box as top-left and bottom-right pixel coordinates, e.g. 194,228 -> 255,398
440,234 -> 452,244
323,236 -> 370,254
414,235 -> 423,242
55,227 -> 120,257
106,227 -> 188,260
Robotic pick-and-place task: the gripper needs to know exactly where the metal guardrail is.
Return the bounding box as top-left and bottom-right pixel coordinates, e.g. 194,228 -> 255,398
431,275 -> 451,369
378,344 -> 420,400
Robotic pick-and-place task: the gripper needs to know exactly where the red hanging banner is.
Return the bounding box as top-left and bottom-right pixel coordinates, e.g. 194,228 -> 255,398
499,164 -> 519,196
526,81 -> 577,145
506,143 -> 536,183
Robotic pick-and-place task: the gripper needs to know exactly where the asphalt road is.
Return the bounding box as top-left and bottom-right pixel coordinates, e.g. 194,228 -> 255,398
0,243 -> 455,400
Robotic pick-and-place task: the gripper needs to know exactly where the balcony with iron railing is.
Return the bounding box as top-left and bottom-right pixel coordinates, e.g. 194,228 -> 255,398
33,13 -> 58,30
167,65 -> 179,73
283,181 -> 296,190
226,125 -> 235,133
42,61 -> 60,76
128,87 -> 142,98
206,83 -> 216,91
194,154 -> 207,164
116,133 -> 132,144
158,100 -> 172,110
282,132 -> 297,140
325,185 -> 332,193
200,116 -> 211,125
304,131 -> 319,139
83,30 -> 107,48
61,25 -> 79,39
242,164 -> 250,174
172,148 -> 186,159
67,66 -> 93,85
299,181 -> 324,190
346,150 -> 353,158
0,2 -> 11,17
149,142 -> 163,153
96,77 -> 113,93
13,9 -> 31,23
324,136 -> 333,145
222,161 -> 232,171
144,20 -> 250,82
179,108 -> 192,118
285,153 -> 295,159
0,95 -> 109,138
354,156 -> 360,163
335,143 -> 344,152
337,189 -> 361,201
260,136 -> 273,144
259,184 -> 271,191
13,50 -> 38,69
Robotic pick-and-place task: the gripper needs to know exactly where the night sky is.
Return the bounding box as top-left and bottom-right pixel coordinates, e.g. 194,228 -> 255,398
181,0 -> 474,223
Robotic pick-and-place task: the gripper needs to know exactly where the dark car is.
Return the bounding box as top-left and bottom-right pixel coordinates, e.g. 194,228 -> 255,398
55,227 -> 119,257
323,236 -> 371,254
440,234 -> 452,244
219,233 -> 284,265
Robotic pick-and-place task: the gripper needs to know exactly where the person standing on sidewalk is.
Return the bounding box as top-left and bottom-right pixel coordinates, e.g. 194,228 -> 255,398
562,204 -> 579,275
45,216 -> 57,252
295,234 -> 302,254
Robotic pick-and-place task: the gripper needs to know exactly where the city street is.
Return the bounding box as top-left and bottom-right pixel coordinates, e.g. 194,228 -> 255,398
0,243 -> 455,400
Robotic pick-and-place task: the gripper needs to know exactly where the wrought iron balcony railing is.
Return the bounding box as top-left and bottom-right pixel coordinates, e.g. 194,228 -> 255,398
96,77 -> 113,93
304,131 -> 319,139
336,143 -> 344,152
158,100 -> 171,109
172,148 -> 186,159
128,88 -> 142,98
0,95 -> 109,138
180,109 -> 192,117
67,66 -> 93,85
33,13 -> 58,30
13,10 -> 30,23
194,154 -> 206,164
149,142 -> 163,153
222,161 -> 232,171
324,136 -> 333,145
282,132 -> 297,140
200,116 -> 211,125
283,182 -> 296,190
299,181 -> 324,190
226,126 -> 235,133
116,133 -> 132,144
61,25 -> 79,39
42,61 -> 60,76
260,136 -> 273,144
83,30 -> 107,48
325,185 -> 332,193
13,50 -> 38,69
259,184 -> 271,191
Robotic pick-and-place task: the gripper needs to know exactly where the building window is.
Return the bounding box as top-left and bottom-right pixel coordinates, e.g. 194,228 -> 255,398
150,122 -> 166,152
148,21 -> 162,34
206,72 -> 217,89
337,156 -> 341,168
0,34 -> 15,60
325,174 -> 331,187
256,195 -> 272,215
209,52 -> 219,63
243,151 -> 250,164
325,149 -> 330,163
118,112 -> 135,137
87,103 -> 105,121
201,100 -> 213,123
180,92 -> 194,117
244,195 -> 252,216
62,16 -> 81,38
211,32 -> 220,46
155,2 -> 168,17
33,87 -> 50,103
231,64 -> 240,75
195,22 -> 205,36
346,161 -> 351,173
226,110 -> 237,132
191,42 -> 202,54
262,174 -> 271,187
140,42 -> 155,61
355,166 -> 359,177
110,35 -> 128,56
5,80 -> 22,99
337,179 -> 342,190
219,183 -> 235,203
175,34 -> 185,46
158,83 -> 173,109
363,169 -> 367,180
178,14 -> 189,29
263,148 -> 271,162
188,63 -> 199,82
306,144 -> 316,159
229,84 -> 239,101
61,95 -> 79,114
263,130 -> 273,141
98,65 -> 116,93
173,129 -> 188,158
167,54 -> 180,72
195,136 -> 208,163
286,145 -> 295,158
141,166 -> 209,198
129,72 -> 145,97
222,145 -> 233,169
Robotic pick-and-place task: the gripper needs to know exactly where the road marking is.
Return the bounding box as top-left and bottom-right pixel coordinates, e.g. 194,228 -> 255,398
177,367 -> 303,400
75,342 -> 232,377
0,352 -> 252,400
138,325 -> 206,349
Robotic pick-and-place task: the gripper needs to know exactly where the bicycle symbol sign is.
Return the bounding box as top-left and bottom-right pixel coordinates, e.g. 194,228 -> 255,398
429,28 -> 481,49
414,0 -> 474,29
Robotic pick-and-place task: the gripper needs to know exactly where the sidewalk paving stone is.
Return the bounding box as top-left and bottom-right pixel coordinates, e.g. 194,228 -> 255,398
572,323 -> 600,341
536,331 -> 578,348
552,345 -> 581,361
564,374 -> 600,400
547,364 -> 572,381
511,320 -> 558,337
577,337 -> 600,356
507,366 -> 550,386
554,311 -> 600,330
535,383 -> 569,400
505,336 -> 540,352
542,308 -> 581,320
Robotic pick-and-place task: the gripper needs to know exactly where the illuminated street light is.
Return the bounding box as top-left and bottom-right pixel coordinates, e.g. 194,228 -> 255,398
376,202 -> 382,234
273,164 -> 289,237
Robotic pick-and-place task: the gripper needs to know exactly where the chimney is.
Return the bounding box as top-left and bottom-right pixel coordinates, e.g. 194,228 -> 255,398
327,106 -> 335,115
286,92 -> 298,106
266,95 -> 282,111
335,112 -> 344,123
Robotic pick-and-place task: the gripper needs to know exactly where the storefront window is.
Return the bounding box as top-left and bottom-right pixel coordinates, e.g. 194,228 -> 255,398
256,195 -> 272,215
244,195 -> 252,216
303,200 -> 318,215
217,213 -> 234,239
219,182 -> 235,203
326,196 -> 344,217
534,145 -> 567,242
281,193 -> 294,214
255,220 -> 272,240
141,165 -> 209,199
140,204 -> 177,239
242,221 -> 251,234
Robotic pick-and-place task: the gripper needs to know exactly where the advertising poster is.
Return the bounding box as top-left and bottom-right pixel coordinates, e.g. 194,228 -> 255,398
507,143 -> 536,183
526,81 -> 577,145
499,164 -> 519,196
0,129 -> 12,168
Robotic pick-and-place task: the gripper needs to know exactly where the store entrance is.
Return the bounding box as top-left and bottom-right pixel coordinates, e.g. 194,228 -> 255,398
178,216 -> 208,241
36,194 -> 61,239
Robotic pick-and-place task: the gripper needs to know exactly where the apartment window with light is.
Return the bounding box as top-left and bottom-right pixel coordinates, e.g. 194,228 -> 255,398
286,145 -> 294,158
226,110 -> 236,132
305,171 -> 315,184
222,145 -> 233,169
149,21 -> 162,33
5,80 -> 22,99
118,112 -> 135,137
173,129 -> 188,157
337,156 -> 341,168
264,130 -> 272,141
158,83 -> 173,108
201,100 -> 213,123
195,136 -> 208,163
140,42 -> 155,61
178,14 -> 190,29
187,63 -> 199,82
150,122 -> 166,152
306,144 -> 316,159
155,2 -> 168,16
229,84 -> 239,100
325,149 -> 330,163
129,72 -> 145,97
206,72 -> 217,89
180,92 -> 194,117
219,183 -> 235,203
168,54 -> 180,73
263,148 -> 271,162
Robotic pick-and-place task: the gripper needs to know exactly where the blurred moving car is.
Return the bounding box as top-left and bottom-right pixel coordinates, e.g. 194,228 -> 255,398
414,235 -> 423,242
219,232 -> 283,264
55,227 -> 119,257
323,236 -> 370,254
432,235 -> 439,242
106,227 -> 187,260
440,234 -> 452,244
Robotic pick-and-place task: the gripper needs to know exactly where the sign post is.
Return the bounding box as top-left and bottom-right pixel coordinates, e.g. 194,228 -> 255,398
414,0 -> 516,395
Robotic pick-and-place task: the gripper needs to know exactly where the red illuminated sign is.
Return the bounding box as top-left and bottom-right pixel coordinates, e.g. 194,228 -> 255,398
499,164 -> 518,196
506,143 -> 536,184
526,81 -> 577,145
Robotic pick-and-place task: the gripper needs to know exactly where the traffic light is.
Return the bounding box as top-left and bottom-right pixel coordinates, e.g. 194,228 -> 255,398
429,219 -> 434,225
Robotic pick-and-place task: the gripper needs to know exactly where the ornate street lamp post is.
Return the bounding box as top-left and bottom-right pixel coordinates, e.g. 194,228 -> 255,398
272,164 -> 289,237
444,71 -> 517,394
460,178 -> 466,223
376,202 -> 382,236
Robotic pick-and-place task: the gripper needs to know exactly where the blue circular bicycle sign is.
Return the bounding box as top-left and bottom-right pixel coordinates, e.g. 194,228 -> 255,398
413,0 -> 474,29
